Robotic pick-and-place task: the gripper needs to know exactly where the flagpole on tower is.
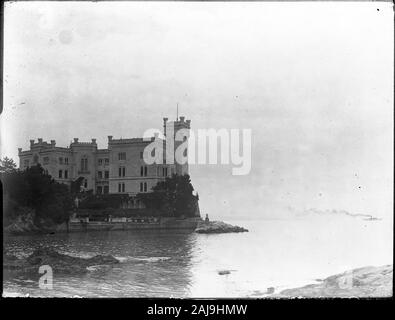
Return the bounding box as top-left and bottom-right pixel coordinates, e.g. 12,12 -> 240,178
176,103 -> 179,121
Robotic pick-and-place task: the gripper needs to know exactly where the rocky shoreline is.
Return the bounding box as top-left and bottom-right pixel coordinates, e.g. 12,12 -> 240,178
3,248 -> 120,274
195,220 -> 248,234
275,264 -> 393,298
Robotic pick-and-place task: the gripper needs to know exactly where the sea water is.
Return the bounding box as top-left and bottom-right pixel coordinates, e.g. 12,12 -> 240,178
3,215 -> 393,297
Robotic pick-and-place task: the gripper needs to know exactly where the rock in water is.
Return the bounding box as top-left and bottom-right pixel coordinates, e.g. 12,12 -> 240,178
4,247 -> 119,274
195,220 -> 248,234
218,270 -> 231,275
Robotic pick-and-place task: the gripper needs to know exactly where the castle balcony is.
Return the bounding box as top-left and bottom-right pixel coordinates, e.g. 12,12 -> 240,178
96,179 -> 109,184
78,170 -> 91,175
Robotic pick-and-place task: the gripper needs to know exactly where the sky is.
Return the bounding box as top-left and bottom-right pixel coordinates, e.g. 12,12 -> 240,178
1,1 -> 393,221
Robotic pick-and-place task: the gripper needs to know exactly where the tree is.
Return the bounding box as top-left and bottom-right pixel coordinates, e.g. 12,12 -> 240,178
0,157 -> 17,174
2,164 -> 73,224
70,177 -> 85,195
137,174 -> 200,217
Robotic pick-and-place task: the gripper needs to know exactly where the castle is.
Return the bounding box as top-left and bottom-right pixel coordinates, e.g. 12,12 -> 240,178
18,117 -> 190,197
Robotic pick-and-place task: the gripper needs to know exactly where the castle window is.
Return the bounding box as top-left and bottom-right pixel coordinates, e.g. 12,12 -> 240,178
59,157 -> 63,165
144,182 -> 147,192
43,157 -> 49,164
122,183 -> 125,192
118,167 -> 126,177
98,171 -> 103,179
98,159 -> 103,165
84,179 -> 88,188
64,170 -> 68,179
104,158 -> 109,165
118,183 -> 125,193
118,152 -> 126,161
58,170 -> 63,178
81,157 -> 88,172
103,186 -> 109,194
64,157 -> 69,165
140,151 -> 143,159
140,182 -> 143,192
144,166 -> 148,176
140,166 -> 144,177
97,186 -> 103,194
104,171 -> 109,179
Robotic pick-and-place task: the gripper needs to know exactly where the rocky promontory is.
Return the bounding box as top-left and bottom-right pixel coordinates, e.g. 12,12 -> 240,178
277,264 -> 393,298
3,248 -> 120,274
195,220 -> 248,234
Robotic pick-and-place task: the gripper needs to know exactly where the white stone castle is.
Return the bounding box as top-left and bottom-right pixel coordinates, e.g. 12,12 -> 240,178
18,116 -> 190,196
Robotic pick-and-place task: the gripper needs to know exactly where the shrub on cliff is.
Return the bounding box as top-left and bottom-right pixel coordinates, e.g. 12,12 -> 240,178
137,174 -> 200,218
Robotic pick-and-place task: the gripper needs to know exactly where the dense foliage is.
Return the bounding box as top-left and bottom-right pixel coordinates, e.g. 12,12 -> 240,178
137,174 -> 200,217
78,194 -> 130,210
1,160 -> 74,224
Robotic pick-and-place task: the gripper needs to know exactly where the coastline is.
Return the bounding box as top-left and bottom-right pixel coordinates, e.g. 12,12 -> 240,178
4,262 -> 392,298
272,264 -> 393,298
4,217 -> 248,235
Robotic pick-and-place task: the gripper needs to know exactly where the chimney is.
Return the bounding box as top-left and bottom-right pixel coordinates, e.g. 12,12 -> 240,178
30,139 -> 34,147
73,138 -> 79,143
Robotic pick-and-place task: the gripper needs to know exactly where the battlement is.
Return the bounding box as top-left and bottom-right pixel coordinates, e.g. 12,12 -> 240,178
163,116 -> 191,136
70,138 -> 97,147
28,138 -> 57,149
109,137 -> 153,145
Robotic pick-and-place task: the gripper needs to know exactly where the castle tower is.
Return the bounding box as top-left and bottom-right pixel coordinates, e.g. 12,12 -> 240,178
174,116 -> 190,175
163,116 -> 190,176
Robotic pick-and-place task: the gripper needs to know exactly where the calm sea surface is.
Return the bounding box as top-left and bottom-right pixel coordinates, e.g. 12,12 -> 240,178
3,216 -> 392,297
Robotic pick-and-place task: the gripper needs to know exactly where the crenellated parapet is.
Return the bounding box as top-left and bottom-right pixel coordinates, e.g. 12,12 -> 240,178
70,138 -> 98,149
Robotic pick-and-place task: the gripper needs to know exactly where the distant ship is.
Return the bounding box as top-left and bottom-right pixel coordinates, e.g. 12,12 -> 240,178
363,216 -> 381,221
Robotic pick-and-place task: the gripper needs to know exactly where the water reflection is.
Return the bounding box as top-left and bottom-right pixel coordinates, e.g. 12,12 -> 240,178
4,230 -> 198,297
